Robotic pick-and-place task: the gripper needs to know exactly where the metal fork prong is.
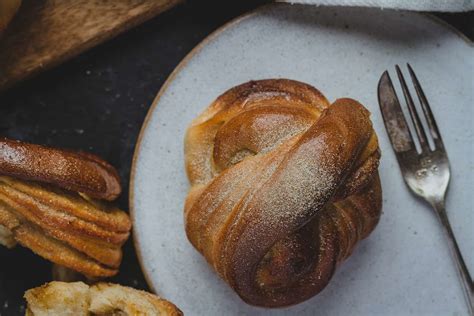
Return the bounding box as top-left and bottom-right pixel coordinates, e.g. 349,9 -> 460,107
395,65 -> 430,152
378,67 -> 474,315
378,71 -> 415,153
407,63 -> 445,150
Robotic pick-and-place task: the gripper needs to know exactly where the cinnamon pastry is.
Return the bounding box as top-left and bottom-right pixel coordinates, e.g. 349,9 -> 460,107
24,281 -> 183,316
184,79 -> 382,307
0,138 -> 121,200
0,138 -> 131,278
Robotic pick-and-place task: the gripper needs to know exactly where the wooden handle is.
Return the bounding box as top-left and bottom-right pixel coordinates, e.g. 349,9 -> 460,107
0,0 -> 182,91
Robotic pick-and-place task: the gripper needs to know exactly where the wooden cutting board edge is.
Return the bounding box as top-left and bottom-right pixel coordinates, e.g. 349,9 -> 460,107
0,0 -> 183,92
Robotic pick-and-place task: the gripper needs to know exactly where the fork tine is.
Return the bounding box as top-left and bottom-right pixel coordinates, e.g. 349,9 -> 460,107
407,63 -> 445,150
378,71 -> 415,153
395,65 -> 430,152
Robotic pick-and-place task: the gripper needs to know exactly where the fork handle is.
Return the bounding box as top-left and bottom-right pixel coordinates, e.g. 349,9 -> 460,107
432,200 -> 474,315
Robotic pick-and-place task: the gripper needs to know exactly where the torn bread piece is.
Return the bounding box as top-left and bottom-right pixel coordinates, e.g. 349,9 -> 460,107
25,281 -> 183,316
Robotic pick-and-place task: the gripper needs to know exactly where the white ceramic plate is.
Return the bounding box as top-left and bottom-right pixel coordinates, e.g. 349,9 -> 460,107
130,4 -> 473,315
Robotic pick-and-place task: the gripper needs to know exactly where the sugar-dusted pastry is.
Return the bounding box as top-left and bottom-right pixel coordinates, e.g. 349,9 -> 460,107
184,79 -> 382,307
0,138 -> 131,278
24,281 -> 183,316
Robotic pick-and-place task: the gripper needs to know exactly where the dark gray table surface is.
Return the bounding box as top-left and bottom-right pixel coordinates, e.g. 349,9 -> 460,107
0,1 -> 472,314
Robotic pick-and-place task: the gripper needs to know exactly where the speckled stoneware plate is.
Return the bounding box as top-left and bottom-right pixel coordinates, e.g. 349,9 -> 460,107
130,4 -> 473,315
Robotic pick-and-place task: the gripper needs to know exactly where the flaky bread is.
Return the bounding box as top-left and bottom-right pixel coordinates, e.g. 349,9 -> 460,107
184,79 -> 382,307
25,282 -> 89,316
24,281 -> 183,316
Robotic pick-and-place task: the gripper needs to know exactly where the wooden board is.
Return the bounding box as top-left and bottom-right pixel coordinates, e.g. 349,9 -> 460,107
0,0 -> 182,92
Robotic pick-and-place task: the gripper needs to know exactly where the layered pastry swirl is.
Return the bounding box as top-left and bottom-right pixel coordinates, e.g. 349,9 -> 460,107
0,138 -> 131,278
184,79 -> 382,307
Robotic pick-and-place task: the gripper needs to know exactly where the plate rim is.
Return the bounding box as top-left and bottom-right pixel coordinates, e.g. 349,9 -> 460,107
128,2 -> 472,295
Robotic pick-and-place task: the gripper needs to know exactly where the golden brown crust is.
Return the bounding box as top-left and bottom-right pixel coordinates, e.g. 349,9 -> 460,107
0,176 -> 131,278
184,79 -> 382,307
89,283 -> 183,316
0,176 -> 130,232
14,224 -> 118,278
25,281 -> 183,316
0,138 -> 121,201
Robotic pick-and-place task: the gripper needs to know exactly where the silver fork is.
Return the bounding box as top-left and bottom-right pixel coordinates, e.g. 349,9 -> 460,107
378,64 -> 474,315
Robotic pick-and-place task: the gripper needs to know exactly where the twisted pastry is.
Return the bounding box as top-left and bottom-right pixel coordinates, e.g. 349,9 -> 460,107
0,138 -> 121,201
184,79 -> 382,307
0,138 -> 130,278
25,281 -> 183,315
